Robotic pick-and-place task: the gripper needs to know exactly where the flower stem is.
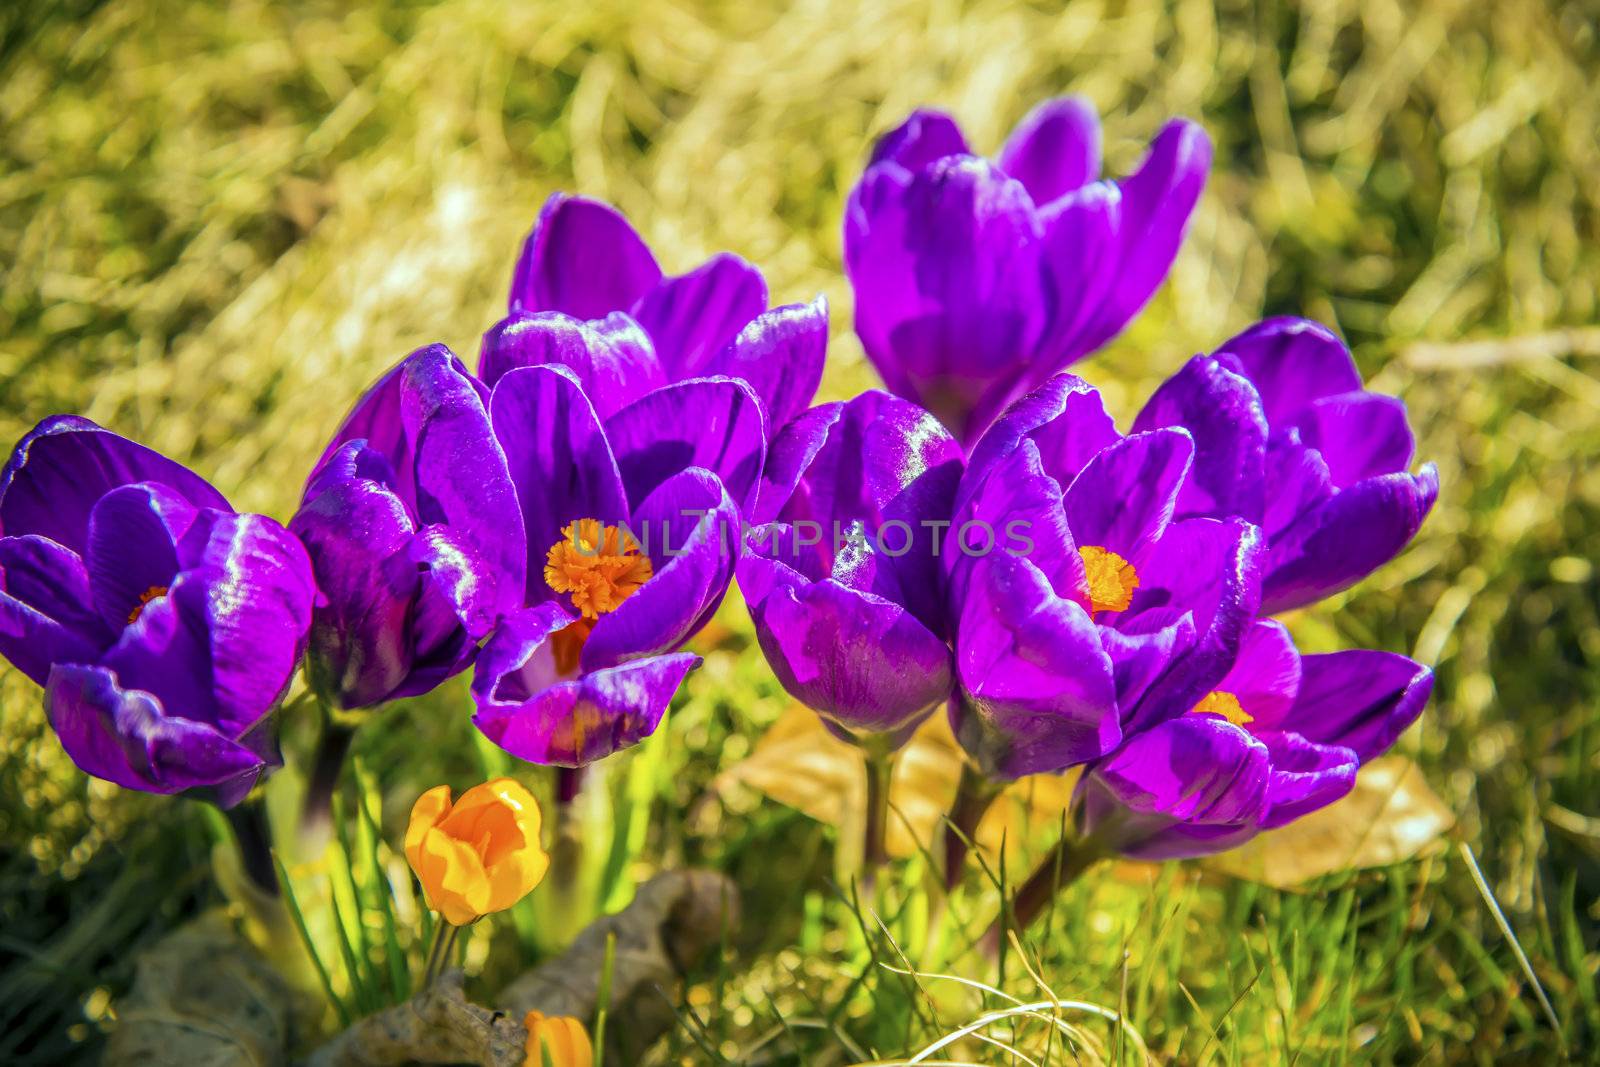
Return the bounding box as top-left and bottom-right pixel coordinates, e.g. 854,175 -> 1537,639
984,832 -> 1109,954
420,920 -> 461,990
555,765 -> 585,807
861,746 -> 896,895
941,762 -> 1001,891
224,799 -> 280,898
300,718 -> 356,848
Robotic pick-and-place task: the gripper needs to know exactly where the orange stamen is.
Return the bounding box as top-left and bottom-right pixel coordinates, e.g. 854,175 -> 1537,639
544,520 -> 653,620
127,585 -> 168,624
1078,545 -> 1138,614
1190,690 -> 1254,727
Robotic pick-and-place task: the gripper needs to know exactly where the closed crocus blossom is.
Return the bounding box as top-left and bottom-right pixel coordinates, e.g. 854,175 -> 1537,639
523,1012 -> 594,1067
470,358 -> 757,766
1075,619 -> 1434,859
738,392 -> 963,742
1133,317 -> 1438,613
291,345 -> 526,710
947,374 -> 1264,781
482,193 -> 825,440
405,778 -> 549,926
845,97 -> 1212,446
0,417 -> 314,806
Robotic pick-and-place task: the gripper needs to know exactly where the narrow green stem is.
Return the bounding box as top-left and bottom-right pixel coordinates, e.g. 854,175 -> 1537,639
861,746 -> 896,894
985,832 -> 1110,954
224,799 -> 280,897
300,717 -> 357,846
941,762 -> 1002,891
420,920 -> 462,990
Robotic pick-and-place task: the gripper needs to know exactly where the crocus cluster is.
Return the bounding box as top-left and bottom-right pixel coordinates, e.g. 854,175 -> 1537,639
0,94 -> 1436,887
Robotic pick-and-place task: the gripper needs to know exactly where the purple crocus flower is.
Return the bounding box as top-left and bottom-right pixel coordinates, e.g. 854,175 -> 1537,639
1075,618 -> 1433,858
291,344 -> 527,709
947,373 -> 1264,781
0,417 -> 314,807
1133,317 -> 1439,613
481,193 -> 826,439
738,392 -> 963,742
845,97 -> 1212,446
469,356 -> 760,766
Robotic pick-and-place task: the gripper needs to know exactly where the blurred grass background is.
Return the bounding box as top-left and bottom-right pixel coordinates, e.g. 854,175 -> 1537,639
2,0 -> 1598,1062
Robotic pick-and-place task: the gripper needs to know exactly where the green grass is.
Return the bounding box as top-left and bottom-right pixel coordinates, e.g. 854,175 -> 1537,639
3,0 -> 1599,1062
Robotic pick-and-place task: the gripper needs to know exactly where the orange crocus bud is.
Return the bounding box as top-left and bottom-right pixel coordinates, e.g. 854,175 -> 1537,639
523,1011 -> 594,1067
404,778 -> 550,926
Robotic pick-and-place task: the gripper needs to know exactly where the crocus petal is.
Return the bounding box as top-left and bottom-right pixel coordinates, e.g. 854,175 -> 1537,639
1261,429 -> 1334,538
1256,730 -> 1360,829
1211,619 -> 1301,731
868,108 -> 970,169
1295,391 -> 1416,486
1067,119 -> 1212,356
752,403 -> 840,526
508,194 -> 662,319
1132,354 -> 1268,520
1212,317 -> 1362,425
701,297 -> 828,439
1079,714 -> 1270,859
1283,650 -> 1433,761
580,468 -> 739,670
381,525 -> 494,702
1029,183 -> 1122,378
473,608 -> 697,767
0,416 -> 229,553
1099,611 -> 1197,716
603,377 -> 766,516
960,373 -> 1119,514
952,554 -> 1117,779
1120,517 -> 1264,721
1261,464 -> 1439,614
46,663 -> 271,807
489,365 -> 630,601
844,157 -> 1045,442
84,482 -> 197,632
950,437 -> 1085,606
740,559 -> 952,738
630,254 -> 768,379
478,311 -> 665,416
0,535 -> 108,685
997,95 -> 1102,206
1063,428 -> 1194,564
290,446 -> 418,707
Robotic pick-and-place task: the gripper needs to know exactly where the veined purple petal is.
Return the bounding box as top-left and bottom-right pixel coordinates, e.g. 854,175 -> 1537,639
997,95 -> 1102,207
603,377 -> 766,516
1030,182 -> 1121,378
1283,650 -> 1433,761
581,468 -> 739,670
1261,429 -> 1334,538
1132,354 -> 1268,520
631,254 -> 768,380
1119,517 -> 1264,723
701,297 -> 828,439
478,311 -> 665,417
1212,317 -> 1362,425
1064,428 -> 1194,565
1256,730 -> 1359,829
740,560 -> 952,739
509,194 -> 662,319
951,436 -> 1085,606
960,373 -> 1119,515
868,108 -> 970,169
1261,464 -> 1439,614
844,157 -> 1045,443
1295,391 -> 1415,486
85,483 -> 197,632
290,455 -> 418,708
0,416 -> 230,553
1208,620 -> 1301,732
952,553 -> 1117,779
0,535 -> 108,685
753,403 -> 841,526
380,524 -> 494,702
1099,612 -> 1197,716
1065,119 -> 1212,357
1079,714 -> 1270,859
472,602 -> 694,767
489,364 -> 630,603
46,663 -> 272,808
